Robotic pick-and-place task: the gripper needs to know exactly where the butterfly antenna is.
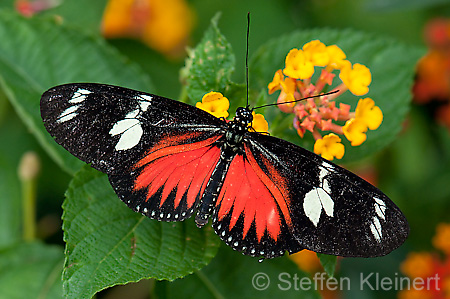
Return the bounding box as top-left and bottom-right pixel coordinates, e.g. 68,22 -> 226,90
253,90 -> 339,110
246,12 -> 250,109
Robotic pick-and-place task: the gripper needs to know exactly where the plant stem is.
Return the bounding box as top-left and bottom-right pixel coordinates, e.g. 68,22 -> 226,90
18,152 -> 40,242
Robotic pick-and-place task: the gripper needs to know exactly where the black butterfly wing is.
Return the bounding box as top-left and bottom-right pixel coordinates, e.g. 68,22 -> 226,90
41,83 -> 227,221
40,83 -> 225,174
215,132 -> 408,258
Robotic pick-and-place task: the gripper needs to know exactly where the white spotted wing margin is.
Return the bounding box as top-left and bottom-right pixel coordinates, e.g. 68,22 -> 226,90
40,83 -> 224,175
245,132 -> 409,258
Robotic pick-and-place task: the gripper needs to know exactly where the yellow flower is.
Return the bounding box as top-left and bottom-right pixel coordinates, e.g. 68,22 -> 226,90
432,223 -> 450,255
268,69 -> 284,94
250,112 -> 269,133
314,133 -> 345,160
343,118 -> 367,146
196,92 -> 229,118
400,252 -> 435,278
355,97 -> 383,130
325,45 -> 347,70
302,40 -> 329,66
283,48 -> 315,79
339,63 -> 372,96
102,0 -> 194,56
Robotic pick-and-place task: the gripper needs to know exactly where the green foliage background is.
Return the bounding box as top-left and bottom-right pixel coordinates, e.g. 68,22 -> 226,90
0,0 -> 448,298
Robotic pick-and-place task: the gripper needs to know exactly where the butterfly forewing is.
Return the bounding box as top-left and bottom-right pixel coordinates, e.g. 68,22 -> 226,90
40,83 -> 224,174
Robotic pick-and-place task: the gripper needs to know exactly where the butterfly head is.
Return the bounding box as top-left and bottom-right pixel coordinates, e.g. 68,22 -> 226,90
234,107 -> 253,127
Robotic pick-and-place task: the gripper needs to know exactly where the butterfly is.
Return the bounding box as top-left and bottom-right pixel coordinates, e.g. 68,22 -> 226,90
40,83 -> 409,259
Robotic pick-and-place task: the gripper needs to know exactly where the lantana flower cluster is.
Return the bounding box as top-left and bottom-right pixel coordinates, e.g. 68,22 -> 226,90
398,223 -> 450,299
268,40 -> 383,160
196,92 -> 269,133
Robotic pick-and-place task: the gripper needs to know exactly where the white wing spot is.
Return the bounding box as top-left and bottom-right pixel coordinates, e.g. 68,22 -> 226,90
303,188 -> 333,226
69,88 -> 92,103
110,120 -> 143,151
370,217 -> 382,241
303,161 -> 335,226
136,94 -> 152,111
374,197 -> 386,220
370,197 -> 387,241
109,101 -> 147,151
58,105 -> 79,123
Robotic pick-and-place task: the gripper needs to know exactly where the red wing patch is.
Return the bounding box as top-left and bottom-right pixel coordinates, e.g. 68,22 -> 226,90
132,135 -> 222,220
216,144 -> 292,243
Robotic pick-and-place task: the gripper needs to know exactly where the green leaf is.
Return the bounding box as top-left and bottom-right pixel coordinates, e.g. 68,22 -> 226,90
155,246 -> 320,299
0,10 -> 154,175
0,242 -> 64,298
316,253 -> 337,278
62,166 -> 220,299
182,13 -> 236,105
43,0 -> 108,33
250,28 -> 425,162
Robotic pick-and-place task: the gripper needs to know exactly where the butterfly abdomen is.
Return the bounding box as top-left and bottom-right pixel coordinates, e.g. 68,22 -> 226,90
195,149 -> 236,227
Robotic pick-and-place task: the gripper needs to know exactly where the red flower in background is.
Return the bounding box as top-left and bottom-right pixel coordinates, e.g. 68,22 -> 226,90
413,19 -> 450,130
15,0 -> 58,17
399,223 -> 450,299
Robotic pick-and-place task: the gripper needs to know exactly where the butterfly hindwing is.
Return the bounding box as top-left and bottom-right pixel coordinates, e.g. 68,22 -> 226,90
109,132 -> 224,221
240,132 -> 408,257
211,149 -> 304,258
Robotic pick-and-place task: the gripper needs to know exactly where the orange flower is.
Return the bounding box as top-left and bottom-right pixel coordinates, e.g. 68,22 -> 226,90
289,250 -> 322,273
102,0 -> 194,57
432,223 -> 450,255
400,252 -> 436,278
399,223 -> 450,299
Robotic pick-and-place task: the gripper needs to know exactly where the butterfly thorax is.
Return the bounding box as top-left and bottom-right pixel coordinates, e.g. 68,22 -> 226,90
195,107 -> 254,227
223,107 -> 253,153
